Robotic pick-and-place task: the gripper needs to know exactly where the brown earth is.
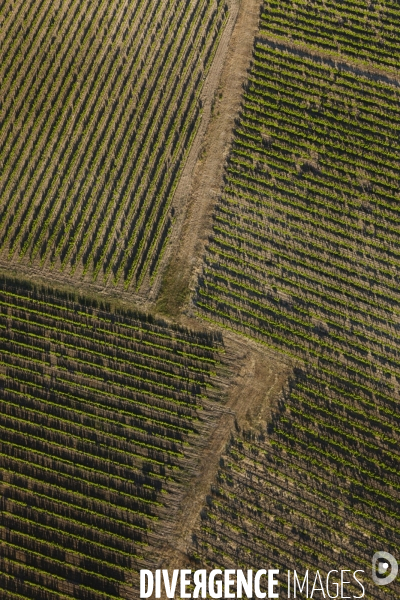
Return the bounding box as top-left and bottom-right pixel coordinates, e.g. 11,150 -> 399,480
155,0 -> 262,318
1,2 -> 293,598
135,1 -> 295,593
125,5 -> 293,591
141,331 -> 290,598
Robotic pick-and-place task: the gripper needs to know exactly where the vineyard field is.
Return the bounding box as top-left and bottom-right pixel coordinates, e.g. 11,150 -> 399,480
191,367 -> 400,599
197,41 -> 400,385
192,30 -> 400,599
1,0 -> 400,597
261,0 -> 400,71
0,275 -> 225,600
0,0 -> 228,291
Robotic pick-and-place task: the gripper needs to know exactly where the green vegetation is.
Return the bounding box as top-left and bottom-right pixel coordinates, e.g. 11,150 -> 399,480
261,0 -> 400,70
0,275 -> 224,600
0,0 -> 227,290
155,256 -> 191,318
197,41 -> 400,382
194,32 -> 400,600
191,366 -> 400,598
1,0 -> 400,596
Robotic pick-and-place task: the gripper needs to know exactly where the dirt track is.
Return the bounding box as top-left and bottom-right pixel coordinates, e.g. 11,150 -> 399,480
141,0 -> 291,595
155,0 -> 262,317
1,2 -> 289,597
151,333 -> 290,599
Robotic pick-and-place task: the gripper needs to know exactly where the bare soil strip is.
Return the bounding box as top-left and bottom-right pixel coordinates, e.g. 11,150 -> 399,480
142,0 -> 239,300
155,0 -> 262,318
149,333 -> 290,599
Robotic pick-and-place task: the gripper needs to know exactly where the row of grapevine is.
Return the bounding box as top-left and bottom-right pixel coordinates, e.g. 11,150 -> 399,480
261,0 -> 400,71
0,0 -> 228,292
190,367 -> 400,599
197,42 -> 400,387
0,275 -> 225,600
193,35 -> 400,599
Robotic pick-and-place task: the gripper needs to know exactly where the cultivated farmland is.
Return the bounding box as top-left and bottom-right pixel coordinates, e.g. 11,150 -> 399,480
191,365 -> 400,599
261,0 -> 400,71
0,0 -> 227,291
1,0 -> 400,597
197,41 -> 400,382
191,27 -> 400,600
0,275 -> 225,599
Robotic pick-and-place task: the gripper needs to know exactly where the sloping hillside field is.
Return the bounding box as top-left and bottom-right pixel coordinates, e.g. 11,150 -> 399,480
1,0 -> 400,598
0,276 -> 224,599
0,0 -> 227,291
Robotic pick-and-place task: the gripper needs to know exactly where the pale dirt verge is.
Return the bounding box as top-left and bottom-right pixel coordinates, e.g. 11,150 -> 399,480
154,0 -> 262,317
142,0 -> 240,303
1,3 -> 293,598
144,332 -> 290,599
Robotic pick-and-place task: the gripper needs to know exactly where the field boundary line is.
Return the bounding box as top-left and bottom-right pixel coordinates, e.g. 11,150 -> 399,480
153,333 -> 290,600
147,0 -> 240,302
153,0 -> 263,318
